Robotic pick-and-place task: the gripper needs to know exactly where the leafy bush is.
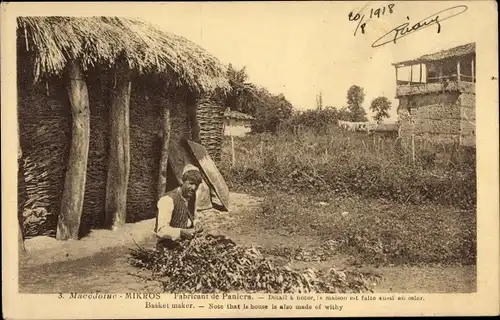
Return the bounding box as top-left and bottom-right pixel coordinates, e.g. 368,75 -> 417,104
282,108 -> 339,135
128,234 -> 380,293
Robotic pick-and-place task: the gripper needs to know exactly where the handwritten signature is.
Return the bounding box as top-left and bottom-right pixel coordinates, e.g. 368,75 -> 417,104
371,5 -> 468,48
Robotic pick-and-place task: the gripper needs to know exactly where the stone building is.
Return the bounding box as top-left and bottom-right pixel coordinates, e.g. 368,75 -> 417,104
393,43 -> 476,147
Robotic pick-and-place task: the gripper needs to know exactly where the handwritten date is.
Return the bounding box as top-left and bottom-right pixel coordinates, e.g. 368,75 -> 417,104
348,3 -> 396,36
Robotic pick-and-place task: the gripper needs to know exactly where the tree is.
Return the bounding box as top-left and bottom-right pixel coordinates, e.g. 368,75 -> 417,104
221,63 -> 295,134
370,96 -> 392,123
283,106 -> 339,134
346,85 -> 367,122
337,106 -> 352,121
224,64 -> 258,115
252,89 -> 293,133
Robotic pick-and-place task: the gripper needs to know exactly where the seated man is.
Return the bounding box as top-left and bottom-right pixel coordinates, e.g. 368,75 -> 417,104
154,164 -> 204,250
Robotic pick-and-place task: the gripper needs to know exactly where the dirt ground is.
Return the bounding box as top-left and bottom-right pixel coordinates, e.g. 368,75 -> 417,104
19,192 -> 476,294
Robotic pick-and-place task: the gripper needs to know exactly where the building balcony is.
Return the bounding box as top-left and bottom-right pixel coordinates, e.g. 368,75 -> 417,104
396,79 -> 475,97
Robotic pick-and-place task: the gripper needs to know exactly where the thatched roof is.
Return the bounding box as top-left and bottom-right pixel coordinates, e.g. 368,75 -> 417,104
393,42 -> 475,67
16,17 -> 230,94
224,110 -> 255,121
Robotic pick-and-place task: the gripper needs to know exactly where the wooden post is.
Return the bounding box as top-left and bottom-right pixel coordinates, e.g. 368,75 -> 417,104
57,60 -> 90,240
157,104 -> 171,200
457,60 -> 461,81
186,94 -> 201,143
231,136 -> 236,167
439,63 -> 443,81
17,122 -> 25,251
409,65 -> 413,84
471,58 -> 475,83
395,66 -> 398,85
419,64 -> 423,83
105,64 -> 131,230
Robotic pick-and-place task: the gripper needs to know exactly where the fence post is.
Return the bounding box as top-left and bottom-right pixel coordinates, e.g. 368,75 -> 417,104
231,135 -> 236,167
379,137 -> 382,158
411,134 -> 416,164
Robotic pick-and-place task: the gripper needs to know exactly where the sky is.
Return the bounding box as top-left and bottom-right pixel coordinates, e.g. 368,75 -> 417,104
40,1 -> 484,121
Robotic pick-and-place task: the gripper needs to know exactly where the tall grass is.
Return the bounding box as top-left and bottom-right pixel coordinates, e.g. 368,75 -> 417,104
218,127 -> 476,210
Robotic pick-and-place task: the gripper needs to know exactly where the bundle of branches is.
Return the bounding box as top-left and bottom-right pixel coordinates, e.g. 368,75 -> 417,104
81,104 -> 108,231
22,207 -> 56,238
129,234 -> 379,294
19,93 -> 71,238
197,101 -> 224,163
127,96 -> 162,222
260,241 -> 339,263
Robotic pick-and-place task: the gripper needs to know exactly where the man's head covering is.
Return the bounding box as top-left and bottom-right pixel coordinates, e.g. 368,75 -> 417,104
183,164 -> 200,175
182,164 -> 202,185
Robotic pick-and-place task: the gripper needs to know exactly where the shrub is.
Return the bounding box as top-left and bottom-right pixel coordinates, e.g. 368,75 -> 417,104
219,130 -> 476,211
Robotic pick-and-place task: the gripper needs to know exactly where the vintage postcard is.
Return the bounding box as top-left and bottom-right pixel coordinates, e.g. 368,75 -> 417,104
2,1 -> 499,318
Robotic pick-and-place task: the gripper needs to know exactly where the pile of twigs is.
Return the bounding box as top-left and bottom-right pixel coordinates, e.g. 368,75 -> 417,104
129,234 -> 380,294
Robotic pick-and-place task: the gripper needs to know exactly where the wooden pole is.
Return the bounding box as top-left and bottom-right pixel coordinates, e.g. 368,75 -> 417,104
419,64 -> 422,83
57,60 -> 90,240
231,136 -> 236,167
186,94 -> 201,143
105,64 -> 131,230
411,134 -> 415,164
410,65 -> 413,84
17,122 -> 25,251
157,104 -> 171,200
395,66 -> 398,85
457,60 -> 461,81
471,58 -> 475,83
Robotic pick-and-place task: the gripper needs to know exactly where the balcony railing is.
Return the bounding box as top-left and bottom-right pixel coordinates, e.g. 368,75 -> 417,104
397,74 -> 475,86
396,80 -> 475,96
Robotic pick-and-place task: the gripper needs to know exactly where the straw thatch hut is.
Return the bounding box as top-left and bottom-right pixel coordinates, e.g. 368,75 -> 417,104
17,17 -> 230,240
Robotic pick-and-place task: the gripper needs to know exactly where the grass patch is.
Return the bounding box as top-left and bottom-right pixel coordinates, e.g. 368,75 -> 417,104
248,192 -> 476,267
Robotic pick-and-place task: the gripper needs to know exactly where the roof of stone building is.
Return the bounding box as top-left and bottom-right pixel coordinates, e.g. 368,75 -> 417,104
393,43 -> 475,67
